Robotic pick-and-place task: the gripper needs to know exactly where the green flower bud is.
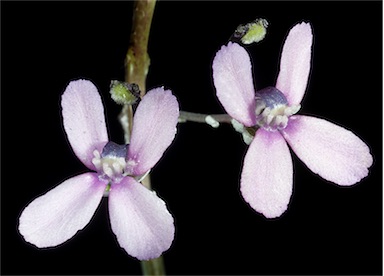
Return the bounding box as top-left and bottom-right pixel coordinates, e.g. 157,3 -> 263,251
110,80 -> 140,105
233,18 -> 269,45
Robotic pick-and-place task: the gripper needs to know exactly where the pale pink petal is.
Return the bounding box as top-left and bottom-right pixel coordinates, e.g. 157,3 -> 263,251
275,22 -> 313,106
240,129 -> 293,218
212,42 -> 256,127
109,177 -> 174,260
62,79 -> 109,170
282,115 -> 373,185
128,87 -> 179,176
18,173 -> 106,247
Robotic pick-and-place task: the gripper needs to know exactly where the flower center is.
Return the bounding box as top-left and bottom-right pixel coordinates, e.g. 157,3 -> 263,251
92,142 -> 129,182
254,86 -> 300,131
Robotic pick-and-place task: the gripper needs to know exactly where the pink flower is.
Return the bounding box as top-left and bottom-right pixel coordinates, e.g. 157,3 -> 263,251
212,22 -> 373,218
18,79 -> 179,260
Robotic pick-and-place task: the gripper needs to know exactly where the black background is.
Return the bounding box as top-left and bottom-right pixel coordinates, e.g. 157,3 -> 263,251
2,1 -> 382,275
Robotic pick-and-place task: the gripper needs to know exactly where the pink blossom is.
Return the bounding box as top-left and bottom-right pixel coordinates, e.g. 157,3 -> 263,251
212,22 -> 373,218
18,79 -> 179,260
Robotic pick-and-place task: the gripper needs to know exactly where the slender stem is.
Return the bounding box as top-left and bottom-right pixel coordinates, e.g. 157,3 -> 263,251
124,0 -> 156,182
140,258 -> 166,275
179,111 -> 232,126
119,105 -> 134,142
125,0 -> 155,95
122,1 -> 166,275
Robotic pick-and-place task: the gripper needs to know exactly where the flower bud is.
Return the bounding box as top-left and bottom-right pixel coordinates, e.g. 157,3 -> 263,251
232,18 -> 269,45
110,80 -> 140,105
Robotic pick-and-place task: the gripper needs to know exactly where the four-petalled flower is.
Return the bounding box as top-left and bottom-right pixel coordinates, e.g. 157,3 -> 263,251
212,22 -> 373,218
18,79 -> 179,260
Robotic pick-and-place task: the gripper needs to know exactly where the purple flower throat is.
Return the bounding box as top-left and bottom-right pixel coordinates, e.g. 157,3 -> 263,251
92,141 -> 138,184
254,86 -> 300,131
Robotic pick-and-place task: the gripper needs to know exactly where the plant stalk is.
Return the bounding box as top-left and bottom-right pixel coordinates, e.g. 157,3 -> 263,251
122,1 -> 166,275
179,111 -> 232,127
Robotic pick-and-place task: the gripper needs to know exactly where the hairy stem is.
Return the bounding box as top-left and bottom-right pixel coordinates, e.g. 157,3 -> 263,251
122,0 -> 166,275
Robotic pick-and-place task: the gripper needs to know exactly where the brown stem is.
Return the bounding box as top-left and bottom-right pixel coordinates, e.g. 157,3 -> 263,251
125,0 -> 155,95
122,0 -> 156,140
122,1 -> 166,275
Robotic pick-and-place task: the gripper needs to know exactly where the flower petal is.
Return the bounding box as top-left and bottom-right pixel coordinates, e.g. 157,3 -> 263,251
18,173 -> 105,247
275,22 -> 313,106
128,87 -> 179,175
62,79 -> 109,170
109,177 -> 174,260
282,115 -> 373,185
212,42 -> 256,126
240,129 -> 293,218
